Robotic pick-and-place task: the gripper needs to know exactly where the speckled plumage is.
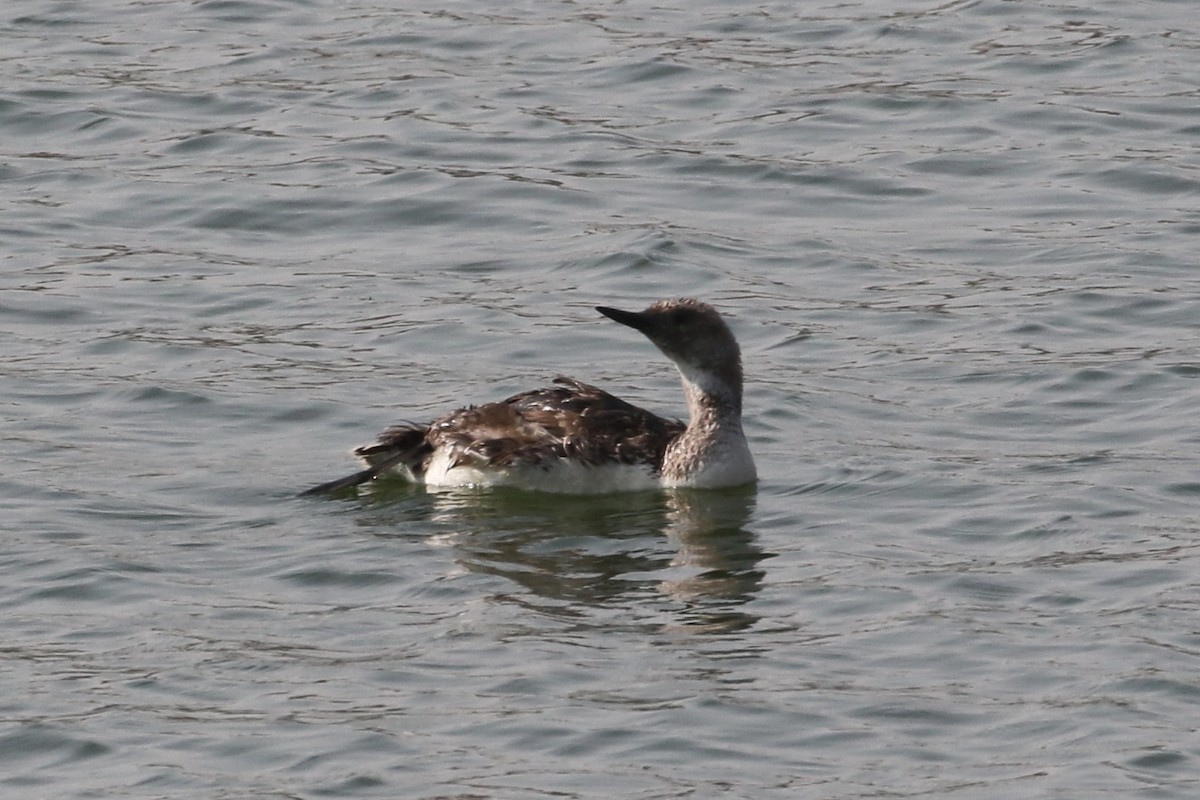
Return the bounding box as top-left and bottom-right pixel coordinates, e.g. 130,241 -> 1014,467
301,298 -> 755,496
356,377 -> 685,476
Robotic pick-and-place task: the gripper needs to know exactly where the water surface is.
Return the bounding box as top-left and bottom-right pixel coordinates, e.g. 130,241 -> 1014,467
3,1 -> 1199,797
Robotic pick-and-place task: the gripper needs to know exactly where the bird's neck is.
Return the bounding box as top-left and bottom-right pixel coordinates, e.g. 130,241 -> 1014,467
677,363 -> 744,434
660,361 -> 754,486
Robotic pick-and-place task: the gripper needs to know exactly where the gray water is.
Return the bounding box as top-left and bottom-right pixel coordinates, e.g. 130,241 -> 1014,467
3,0 -> 1199,797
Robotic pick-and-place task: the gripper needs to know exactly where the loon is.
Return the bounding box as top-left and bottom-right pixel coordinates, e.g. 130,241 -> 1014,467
301,298 -> 755,496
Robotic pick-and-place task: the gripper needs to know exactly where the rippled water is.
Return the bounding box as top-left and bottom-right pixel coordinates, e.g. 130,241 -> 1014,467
3,0 -> 1199,797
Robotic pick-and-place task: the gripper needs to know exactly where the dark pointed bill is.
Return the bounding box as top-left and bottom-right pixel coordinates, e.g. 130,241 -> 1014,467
596,305 -> 652,333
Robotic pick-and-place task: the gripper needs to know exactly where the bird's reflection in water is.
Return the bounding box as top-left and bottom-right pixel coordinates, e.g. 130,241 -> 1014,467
363,480 -> 769,634
658,488 -> 767,633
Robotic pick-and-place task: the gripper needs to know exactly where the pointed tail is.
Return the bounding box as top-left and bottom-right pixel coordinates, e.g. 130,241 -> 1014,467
298,449 -> 411,497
